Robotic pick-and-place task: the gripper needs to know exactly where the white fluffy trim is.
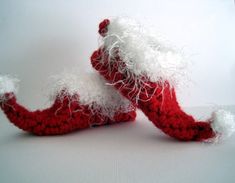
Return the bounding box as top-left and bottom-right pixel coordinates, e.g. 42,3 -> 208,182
101,17 -> 188,88
0,75 -> 19,101
49,71 -> 134,118
210,110 -> 235,141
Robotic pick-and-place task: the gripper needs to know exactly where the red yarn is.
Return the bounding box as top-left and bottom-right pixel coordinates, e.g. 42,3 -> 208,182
91,46 -> 215,141
98,19 -> 110,36
0,92 -> 136,135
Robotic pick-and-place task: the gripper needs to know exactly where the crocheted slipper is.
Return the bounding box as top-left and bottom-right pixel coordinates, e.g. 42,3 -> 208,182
91,18 -> 235,142
0,73 -> 136,135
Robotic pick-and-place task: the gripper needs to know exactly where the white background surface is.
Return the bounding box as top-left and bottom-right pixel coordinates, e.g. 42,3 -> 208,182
0,108 -> 235,183
0,0 -> 235,183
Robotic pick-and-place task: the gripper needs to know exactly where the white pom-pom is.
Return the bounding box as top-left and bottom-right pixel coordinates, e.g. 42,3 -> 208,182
0,75 -> 19,101
211,110 -> 235,140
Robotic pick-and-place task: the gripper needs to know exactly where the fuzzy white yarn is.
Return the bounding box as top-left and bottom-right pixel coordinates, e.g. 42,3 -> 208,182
210,110 -> 235,141
101,17 -> 188,88
49,71 -> 134,118
0,75 -> 19,102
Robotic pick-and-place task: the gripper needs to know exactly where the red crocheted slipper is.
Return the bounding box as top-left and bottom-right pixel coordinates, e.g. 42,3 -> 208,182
91,18 -> 235,142
0,73 -> 136,135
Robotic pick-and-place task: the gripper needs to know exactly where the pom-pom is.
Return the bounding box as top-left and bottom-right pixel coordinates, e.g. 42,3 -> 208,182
210,110 -> 235,141
0,75 -> 19,102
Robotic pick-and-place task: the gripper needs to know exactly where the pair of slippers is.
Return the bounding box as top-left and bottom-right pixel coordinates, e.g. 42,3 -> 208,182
0,18 -> 234,142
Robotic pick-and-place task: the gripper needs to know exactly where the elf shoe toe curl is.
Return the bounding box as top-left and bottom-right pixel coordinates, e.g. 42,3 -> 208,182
0,73 -> 136,135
